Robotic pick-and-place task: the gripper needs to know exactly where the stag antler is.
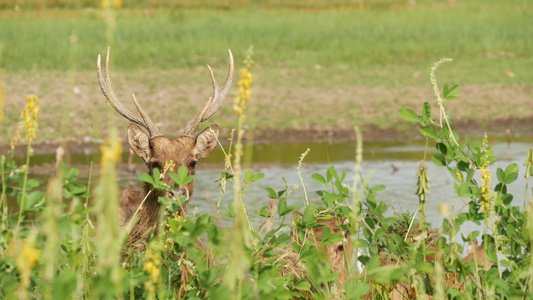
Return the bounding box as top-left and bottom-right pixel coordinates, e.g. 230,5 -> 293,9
97,47 -> 161,138
182,49 -> 234,136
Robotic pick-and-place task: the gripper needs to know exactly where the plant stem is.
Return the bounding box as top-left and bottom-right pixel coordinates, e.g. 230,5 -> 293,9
16,141 -> 32,229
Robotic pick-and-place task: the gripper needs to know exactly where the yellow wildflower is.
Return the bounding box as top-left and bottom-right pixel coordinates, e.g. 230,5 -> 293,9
233,46 -> 254,117
479,134 -> 492,211
163,160 -> 175,176
143,250 -> 161,283
142,250 -> 160,300
456,170 -> 463,181
480,166 -> 492,211
7,239 -> 40,300
9,95 -> 39,155
100,137 -> 123,169
23,95 -> 39,141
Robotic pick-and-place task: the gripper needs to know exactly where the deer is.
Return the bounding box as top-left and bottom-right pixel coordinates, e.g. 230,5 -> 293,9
96,47 -> 234,251
265,211 -> 352,295
462,239 -> 494,271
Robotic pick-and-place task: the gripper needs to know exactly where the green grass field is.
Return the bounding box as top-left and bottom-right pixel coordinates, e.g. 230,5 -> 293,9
0,1 -> 531,87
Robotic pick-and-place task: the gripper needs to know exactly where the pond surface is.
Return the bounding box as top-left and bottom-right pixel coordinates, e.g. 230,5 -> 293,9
18,137 -> 533,233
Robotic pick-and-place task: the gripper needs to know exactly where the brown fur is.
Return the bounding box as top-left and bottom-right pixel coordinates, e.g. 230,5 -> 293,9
462,240 -> 494,271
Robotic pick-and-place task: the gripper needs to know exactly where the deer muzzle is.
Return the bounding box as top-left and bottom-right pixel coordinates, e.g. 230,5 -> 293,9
167,187 -> 190,204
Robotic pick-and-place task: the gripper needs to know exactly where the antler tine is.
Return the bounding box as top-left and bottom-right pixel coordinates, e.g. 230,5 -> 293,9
97,47 -> 161,138
131,93 -> 161,137
183,49 -> 234,136
203,49 -> 234,120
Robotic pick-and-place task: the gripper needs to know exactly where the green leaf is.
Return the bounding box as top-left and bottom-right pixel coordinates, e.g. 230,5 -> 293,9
294,279 -> 311,291
170,168 -> 194,186
443,83 -> 460,100
346,281 -> 371,299
251,172 -> 265,182
139,173 -> 155,185
457,161 -> 469,172
321,226 -> 331,243
398,108 -> 421,123
278,198 -> 288,216
265,187 -> 277,199
302,204 -> 317,225
24,191 -> 45,211
169,172 -> 180,185
176,165 -> 186,177
259,205 -> 269,217
311,173 -> 326,184
370,185 -> 386,193
496,168 -> 505,183
68,184 -> 87,196
183,175 -> 194,185
152,168 -> 161,186
436,142 -> 447,155
327,166 -> 340,181
26,178 -> 40,190
419,126 -> 438,139
503,163 -> 519,184
244,170 -> 264,184
431,153 -> 447,166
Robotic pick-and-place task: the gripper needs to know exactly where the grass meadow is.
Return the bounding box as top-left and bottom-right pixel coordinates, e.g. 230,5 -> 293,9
1,1 -> 533,299
0,1 -> 532,87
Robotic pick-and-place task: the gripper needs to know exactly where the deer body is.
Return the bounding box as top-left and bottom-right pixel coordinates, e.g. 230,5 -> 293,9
97,48 -> 233,250
276,212 -> 352,286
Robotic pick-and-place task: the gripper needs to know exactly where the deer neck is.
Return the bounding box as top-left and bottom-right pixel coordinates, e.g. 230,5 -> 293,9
125,181 -> 191,250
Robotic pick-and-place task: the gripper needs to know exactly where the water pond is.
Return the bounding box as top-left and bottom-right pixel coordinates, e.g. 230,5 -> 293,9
18,137 -> 533,232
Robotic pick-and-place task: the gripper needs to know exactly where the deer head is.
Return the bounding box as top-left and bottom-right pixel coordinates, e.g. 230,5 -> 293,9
97,47 -> 234,219
291,211 -> 352,284
462,240 -> 494,271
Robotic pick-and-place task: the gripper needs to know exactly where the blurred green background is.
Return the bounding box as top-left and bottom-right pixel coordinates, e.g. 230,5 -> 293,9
1,0 -> 531,81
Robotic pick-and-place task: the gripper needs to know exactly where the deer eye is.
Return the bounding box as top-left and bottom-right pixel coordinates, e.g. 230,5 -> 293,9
189,160 -> 198,168
150,161 -> 161,170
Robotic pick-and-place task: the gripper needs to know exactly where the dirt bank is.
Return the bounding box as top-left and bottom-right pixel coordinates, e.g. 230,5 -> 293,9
2,69 -> 532,154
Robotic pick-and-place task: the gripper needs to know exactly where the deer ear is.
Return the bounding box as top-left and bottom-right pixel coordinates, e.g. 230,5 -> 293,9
128,124 -> 151,162
193,125 -> 219,158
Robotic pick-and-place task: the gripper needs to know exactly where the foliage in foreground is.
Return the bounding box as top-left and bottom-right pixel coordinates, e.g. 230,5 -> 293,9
1,59 -> 533,299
